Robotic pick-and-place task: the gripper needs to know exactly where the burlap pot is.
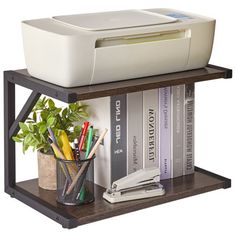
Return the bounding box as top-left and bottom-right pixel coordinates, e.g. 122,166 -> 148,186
37,150 -> 56,190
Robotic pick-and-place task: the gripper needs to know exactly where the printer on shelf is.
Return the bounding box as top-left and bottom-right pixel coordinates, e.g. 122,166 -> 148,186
22,9 -> 215,87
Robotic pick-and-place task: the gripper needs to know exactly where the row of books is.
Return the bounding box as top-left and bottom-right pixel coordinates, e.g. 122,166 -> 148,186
85,84 -> 194,188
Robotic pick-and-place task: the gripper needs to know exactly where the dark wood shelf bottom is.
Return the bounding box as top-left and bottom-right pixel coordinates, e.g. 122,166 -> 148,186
5,65 -> 232,103
7,167 -> 231,229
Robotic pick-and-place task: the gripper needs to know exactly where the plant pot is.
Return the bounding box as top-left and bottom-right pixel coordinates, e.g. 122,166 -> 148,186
37,150 -> 56,190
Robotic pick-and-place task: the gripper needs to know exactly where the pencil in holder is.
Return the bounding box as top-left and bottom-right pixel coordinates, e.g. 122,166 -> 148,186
55,151 -> 95,206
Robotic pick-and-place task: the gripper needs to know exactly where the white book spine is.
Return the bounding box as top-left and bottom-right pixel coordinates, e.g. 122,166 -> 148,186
184,84 -> 194,175
85,97 -> 111,188
127,92 -> 143,174
143,89 -> 159,169
159,87 -> 171,180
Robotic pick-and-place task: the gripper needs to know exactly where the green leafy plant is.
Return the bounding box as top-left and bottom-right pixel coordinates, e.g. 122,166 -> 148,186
12,96 -> 89,154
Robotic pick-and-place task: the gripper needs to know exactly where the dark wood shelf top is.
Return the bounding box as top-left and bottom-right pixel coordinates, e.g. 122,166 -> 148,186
13,167 -> 230,228
4,64 -> 232,103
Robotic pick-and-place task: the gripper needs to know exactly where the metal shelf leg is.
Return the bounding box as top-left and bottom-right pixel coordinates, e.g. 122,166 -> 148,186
4,73 -> 41,193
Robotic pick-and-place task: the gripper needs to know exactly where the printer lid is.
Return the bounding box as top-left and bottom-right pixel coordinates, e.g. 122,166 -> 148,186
53,10 -> 177,31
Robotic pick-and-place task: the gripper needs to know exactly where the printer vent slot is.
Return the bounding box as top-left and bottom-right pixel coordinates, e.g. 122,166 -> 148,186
95,29 -> 190,48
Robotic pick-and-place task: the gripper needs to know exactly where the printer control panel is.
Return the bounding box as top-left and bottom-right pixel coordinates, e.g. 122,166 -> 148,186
166,12 -> 193,21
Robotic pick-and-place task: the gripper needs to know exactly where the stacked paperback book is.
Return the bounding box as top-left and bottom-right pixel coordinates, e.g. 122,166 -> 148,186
85,84 -> 194,188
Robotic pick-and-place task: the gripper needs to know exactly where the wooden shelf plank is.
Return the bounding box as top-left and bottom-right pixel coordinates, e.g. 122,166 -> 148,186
13,167 -> 230,228
5,65 -> 232,103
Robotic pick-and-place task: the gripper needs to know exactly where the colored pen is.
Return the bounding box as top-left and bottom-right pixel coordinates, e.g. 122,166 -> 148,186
79,126 -> 94,200
48,138 -> 73,183
48,137 -> 77,173
73,138 -> 80,160
87,129 -> 108,159
48,137 -> 65,160
71,142 -> 76,159
91,136 -> 98,149
66,128 -> 108,195
78,121 -> 90,151
48,127 -> 59,148
77,124 -> 84,145
85,126 -> 94,158
59,130 -> 74,160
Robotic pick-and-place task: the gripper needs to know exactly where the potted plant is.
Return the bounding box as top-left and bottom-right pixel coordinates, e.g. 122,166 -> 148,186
12,96 -> 89,190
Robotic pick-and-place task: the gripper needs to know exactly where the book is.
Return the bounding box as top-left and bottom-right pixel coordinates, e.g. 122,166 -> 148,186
110,95 -> 127,183
143,89 -> 159,169
85,86 -> 194,185
172,85 -> 185,178
127,92 -> 143,174
184,84 -> 195,175
85,97 -> 111,188
85,94 -> 127,188
159,87 -> 171,180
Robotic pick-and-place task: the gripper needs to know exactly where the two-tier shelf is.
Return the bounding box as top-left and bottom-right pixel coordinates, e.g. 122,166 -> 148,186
4,64 -> 232,228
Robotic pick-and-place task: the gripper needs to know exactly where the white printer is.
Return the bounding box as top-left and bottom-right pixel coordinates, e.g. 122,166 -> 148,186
22,9 -> 215,87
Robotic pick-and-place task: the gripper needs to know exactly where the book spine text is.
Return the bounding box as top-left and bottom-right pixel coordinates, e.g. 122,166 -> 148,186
184,84 -> 194,175
160,87 -> 171,180
111,95 -> 127,183
127,92 -> 143,174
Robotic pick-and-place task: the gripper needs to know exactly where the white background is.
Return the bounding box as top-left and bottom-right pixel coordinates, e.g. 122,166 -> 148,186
0,0 -> 235,235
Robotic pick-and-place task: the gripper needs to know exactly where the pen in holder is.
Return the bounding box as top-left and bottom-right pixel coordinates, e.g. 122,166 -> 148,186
55,151 -> 95,206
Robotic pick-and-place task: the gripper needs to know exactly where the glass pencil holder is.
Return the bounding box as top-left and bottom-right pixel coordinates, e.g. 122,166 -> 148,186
55,151 -> 95,206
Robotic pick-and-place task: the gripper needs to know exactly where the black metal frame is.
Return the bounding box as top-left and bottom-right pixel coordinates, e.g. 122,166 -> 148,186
3,73 -> 78,228
3,65 -> 232,228
4,73 -> 40,192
